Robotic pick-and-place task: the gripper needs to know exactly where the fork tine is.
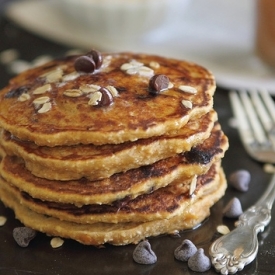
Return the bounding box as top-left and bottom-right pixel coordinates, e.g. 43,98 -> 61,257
250,89 -> 275,132
259,89 -> 275,124
230,89 -> 275,163
239,90 -> 267,144
250,90 -> 273,132
229,90 -> 255,145
261,90 -> 275,147
230,90 -> 275,144
250,89 -> 275,147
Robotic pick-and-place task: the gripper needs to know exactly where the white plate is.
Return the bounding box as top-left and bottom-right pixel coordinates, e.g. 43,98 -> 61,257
5,0 -> 275,93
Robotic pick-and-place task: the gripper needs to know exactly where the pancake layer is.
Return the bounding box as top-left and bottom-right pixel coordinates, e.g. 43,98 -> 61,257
0,122 -> 228,205
0,167 -> 226,246
0,110 -> 217,181
0,53 -> 215,146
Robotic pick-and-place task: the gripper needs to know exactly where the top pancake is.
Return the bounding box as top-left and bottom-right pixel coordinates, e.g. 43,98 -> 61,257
0,52 -> 215,146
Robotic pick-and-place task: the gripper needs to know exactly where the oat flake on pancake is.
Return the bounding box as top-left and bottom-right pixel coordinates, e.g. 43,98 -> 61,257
0,52 -> 215,146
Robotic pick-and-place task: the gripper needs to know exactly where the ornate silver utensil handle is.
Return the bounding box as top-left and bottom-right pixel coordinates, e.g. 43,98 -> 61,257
209,174 -> 275,275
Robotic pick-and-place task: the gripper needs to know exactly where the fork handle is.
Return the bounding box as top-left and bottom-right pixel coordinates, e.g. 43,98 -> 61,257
209,174 -> 275,274
209,205 -> 271,274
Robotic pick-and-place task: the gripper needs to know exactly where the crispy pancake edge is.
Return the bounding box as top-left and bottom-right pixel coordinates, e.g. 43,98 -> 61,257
0,111 -> 217,180
0,168 -> 226,246
0,124 -> 228,205
3,161 -> 222,224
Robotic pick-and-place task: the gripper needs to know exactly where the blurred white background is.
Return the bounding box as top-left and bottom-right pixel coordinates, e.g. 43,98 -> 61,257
4,0 -> 275,92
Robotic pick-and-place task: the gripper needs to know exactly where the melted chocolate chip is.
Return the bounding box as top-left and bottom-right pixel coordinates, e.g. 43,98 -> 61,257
5,86 -> 29,98
149,74 -> 169,95
98,87 -> 114,107
86,50 -> 103,69
74,56 -> 96,73
184,147 -> 212,164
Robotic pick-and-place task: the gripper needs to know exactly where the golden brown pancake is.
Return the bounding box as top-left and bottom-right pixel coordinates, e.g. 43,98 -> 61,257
0,144 -> 4,159
0,122 -> 228,205
0,166 -> 227,246
0,50 -> 228,247
2,162 -> 221,224
0,111 -> 217,181
0,52 -> 215,146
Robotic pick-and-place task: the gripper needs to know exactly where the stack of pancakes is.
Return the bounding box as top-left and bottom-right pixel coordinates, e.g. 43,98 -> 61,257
0,51 -> 228,246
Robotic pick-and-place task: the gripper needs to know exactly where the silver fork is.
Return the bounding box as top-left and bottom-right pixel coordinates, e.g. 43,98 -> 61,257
209,89 -> 275,275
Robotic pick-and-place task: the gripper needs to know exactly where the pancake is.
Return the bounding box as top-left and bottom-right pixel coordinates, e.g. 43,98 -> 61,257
0,110 -> 217,181
0,52 -> 215,146
0,50 -> 228,247
0,144 -> 4,159
2,161 -> 221,224
0,122 -> 228,205
0,167 -> 227,246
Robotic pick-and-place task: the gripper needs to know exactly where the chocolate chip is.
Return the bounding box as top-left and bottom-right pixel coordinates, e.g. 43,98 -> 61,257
223,197 -> 243,218
5,86 -> 29,98
74,56 -> 96,73
149,74 -> 169,95
174,239 -> 197,262
98,87 -> 114,107
74,50 -> 103,73
229,170 -> 251,192
86,50 -> 103,69
13,227 -> 37,247
133,240 -> 157,264
188,248 -> 211,272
